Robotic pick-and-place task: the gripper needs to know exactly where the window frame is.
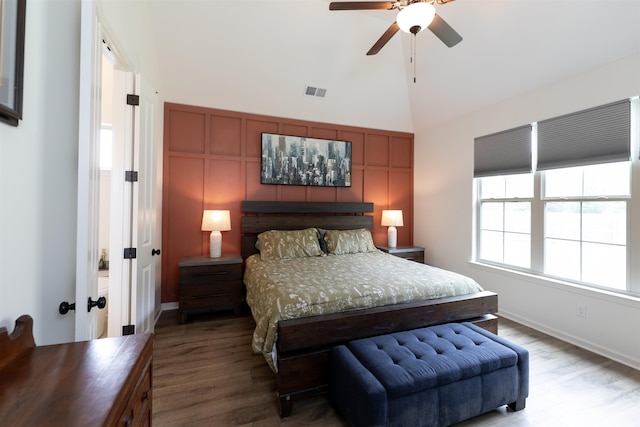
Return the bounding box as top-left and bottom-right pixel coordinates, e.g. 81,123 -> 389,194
476,175 -> 534,273
476,167 -> 635,295
474,97 -> 640,296
540,161 -> 632,292
474,166 -> 640,296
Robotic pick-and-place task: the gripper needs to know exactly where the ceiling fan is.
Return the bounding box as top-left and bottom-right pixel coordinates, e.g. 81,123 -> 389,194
329,0 -> 462,55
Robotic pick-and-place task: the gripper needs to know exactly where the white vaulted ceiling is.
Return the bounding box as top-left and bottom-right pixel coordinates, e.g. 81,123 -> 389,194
143,0 -> 640,132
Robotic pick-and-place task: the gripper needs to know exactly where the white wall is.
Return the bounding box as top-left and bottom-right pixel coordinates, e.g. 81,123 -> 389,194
0,0 -> 81,344
414,53 -> 640,369
99,0 -> 162,98
144,1 -> 414,133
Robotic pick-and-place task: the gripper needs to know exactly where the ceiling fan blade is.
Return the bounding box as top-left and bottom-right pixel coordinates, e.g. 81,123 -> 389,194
428,13 -> 463,47
330,2 -> 395,11
367,21 -> 400,55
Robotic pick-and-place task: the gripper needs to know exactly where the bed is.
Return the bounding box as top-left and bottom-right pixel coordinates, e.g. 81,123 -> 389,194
241,201 -> 498,417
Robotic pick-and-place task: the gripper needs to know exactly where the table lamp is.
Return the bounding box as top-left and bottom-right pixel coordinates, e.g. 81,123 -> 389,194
381,210 -> 403,248
201,210 -> 231,258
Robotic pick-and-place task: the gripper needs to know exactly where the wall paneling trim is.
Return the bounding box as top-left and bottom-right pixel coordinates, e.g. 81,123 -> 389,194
161,103 -> 414,303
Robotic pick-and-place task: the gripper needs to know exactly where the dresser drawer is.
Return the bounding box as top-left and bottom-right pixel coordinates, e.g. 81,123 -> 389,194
121,356 -> 152,427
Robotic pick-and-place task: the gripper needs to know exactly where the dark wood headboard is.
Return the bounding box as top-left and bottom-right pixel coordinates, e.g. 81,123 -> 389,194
241,201 -> 374,259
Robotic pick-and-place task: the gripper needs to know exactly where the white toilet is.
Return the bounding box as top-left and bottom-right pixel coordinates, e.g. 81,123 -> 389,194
97,275 -> 109,338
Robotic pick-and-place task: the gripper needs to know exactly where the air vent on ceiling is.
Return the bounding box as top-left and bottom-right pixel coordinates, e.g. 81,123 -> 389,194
305,86 -> 327,98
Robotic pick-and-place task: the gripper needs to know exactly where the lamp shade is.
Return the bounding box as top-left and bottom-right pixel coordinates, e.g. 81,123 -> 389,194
397,2 -> 436,34
201,210 -> 231,232
381,210 -> 404,227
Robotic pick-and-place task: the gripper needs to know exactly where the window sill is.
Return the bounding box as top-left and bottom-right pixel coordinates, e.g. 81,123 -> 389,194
468,260 -> 640,307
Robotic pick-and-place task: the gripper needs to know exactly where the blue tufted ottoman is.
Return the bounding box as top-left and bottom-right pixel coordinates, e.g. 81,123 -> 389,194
330,322 -> 529,427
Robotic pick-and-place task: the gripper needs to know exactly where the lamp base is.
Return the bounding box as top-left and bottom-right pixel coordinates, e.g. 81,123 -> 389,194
210,231 -> 222,258
387,226 -> 397,248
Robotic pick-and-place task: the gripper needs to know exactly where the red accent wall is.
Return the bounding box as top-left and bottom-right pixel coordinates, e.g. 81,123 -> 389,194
161,103 -> 414,303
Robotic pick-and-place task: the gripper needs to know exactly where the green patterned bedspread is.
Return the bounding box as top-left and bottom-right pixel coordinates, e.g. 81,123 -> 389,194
243,251 -> 484,372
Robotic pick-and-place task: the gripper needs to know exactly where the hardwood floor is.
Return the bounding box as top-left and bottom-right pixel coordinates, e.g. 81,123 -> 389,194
153,310 -> 640,426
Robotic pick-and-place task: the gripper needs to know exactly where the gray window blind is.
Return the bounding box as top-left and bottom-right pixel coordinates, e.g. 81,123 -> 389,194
537,99 -> 631,171
474,125 -> 532,177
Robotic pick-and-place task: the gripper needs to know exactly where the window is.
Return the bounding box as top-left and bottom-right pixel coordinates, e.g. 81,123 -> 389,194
474,98 -> 637,295
478,174 -> 533,268
477,163 -> 632,293
543,163 -> 629,290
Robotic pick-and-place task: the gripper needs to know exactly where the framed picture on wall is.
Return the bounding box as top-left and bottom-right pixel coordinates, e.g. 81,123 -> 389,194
261,133 -> 352,187
0,0 -> 27,127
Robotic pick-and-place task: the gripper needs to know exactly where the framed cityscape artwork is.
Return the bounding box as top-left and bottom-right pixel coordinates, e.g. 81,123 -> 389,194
261,133 -> 352,187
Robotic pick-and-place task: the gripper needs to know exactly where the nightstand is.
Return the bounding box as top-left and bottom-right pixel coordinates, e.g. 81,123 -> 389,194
377,246 -> 425,263
178,254 -> 243,323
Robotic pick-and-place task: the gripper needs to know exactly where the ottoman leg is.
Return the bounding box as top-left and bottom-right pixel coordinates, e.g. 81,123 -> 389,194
508,397 -> 526,411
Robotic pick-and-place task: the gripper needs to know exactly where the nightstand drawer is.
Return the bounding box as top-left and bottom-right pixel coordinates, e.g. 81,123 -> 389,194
377,246 -> 425,264
393,252 -> 424,263
179,264 -> 242,285
180,280 -> 242,299
180,293 -> 242,310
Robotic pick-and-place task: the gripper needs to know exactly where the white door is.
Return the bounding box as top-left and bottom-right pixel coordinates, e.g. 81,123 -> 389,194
130,75 -> 159,334
104,67 -> 158,337
76,0 -> 102,340
107,68 -> 135,337
78,0 -> 159,339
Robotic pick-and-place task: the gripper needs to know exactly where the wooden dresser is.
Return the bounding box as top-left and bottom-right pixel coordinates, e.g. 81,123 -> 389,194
0,315 -> 153,426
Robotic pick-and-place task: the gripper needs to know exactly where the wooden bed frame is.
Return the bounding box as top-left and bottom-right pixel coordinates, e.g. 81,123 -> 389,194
241,201 -> 498,417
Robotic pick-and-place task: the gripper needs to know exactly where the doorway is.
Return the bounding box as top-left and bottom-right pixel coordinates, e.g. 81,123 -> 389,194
78,3 -> 160,341
98,36 -> 160,338
97,53 -> 114,337
96,44 -> 131,338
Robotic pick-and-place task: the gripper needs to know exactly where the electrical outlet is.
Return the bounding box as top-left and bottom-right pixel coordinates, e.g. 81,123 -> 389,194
576,305 -> 587,319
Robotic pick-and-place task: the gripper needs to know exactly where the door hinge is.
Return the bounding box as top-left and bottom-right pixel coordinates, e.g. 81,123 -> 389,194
126,94 -> 140,106
124,248 -> 137,259
125,171 -> 138,182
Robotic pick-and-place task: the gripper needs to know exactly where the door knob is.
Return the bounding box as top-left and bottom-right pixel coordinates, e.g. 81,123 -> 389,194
152,248 -> 161,256
88,296 -> 107,312
59,301 -> 76,315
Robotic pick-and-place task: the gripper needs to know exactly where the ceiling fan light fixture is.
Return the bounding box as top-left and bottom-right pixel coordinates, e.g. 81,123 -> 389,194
397,2 -> 436,34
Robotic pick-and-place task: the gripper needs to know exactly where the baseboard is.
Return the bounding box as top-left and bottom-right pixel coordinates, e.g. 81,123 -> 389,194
154,306 -> 163,326
498,310 -> 640,371
161,301 -> 178,311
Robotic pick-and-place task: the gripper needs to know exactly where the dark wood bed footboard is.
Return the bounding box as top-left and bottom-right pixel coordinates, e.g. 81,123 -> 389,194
275,291 -> 498,417
278,290 -> 498,352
